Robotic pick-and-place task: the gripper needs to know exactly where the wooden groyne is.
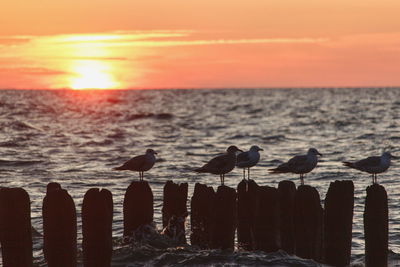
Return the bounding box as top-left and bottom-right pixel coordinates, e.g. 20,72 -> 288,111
364,184 -> 388,267
324,180 -> 354,266
82,188 -> 113,267
43,183 -> 77,267
0,179 -> 389,266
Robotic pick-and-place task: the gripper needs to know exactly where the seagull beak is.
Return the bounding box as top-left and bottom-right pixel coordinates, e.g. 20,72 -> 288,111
391,155 -> 399,159
318,152 -> 323,156
259,148 -> 264,151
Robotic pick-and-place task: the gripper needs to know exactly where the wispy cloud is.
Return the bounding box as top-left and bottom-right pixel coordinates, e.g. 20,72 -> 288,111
0,67 -> 69,76
1,30 -> 328,48
117,37 -> 328,47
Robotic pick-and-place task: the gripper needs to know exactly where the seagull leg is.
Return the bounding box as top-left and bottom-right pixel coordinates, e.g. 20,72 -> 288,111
220,175 -> 223,186
222,174 -> 225,185
300,174 -> 304,185
243,168 -> 246,180
248,168 -> 250,180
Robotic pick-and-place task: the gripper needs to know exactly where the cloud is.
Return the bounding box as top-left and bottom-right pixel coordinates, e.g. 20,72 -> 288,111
20,30 -> 328,47
0,36 -> 32,46
0,67 -> 69,76
118,37 -> 328,47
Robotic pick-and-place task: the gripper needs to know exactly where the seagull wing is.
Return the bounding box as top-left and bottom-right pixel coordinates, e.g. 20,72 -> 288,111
195,154 -> 232,173
236,151 -> 250,166
354,156 -> 381,170
269,155 -> 307,173
114,154 -> 146,171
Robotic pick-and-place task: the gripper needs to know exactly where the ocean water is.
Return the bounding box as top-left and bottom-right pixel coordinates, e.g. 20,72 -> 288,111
0,88 -> 400,266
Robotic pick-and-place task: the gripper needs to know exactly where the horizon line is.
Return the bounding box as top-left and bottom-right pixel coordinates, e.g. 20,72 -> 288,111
0,86 -> 399,91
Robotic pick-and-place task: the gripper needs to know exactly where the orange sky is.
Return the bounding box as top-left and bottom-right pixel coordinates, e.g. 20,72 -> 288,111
1,0 -> 400,89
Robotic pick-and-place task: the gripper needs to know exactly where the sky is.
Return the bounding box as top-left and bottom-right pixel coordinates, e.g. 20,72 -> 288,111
1,0 -> 400,89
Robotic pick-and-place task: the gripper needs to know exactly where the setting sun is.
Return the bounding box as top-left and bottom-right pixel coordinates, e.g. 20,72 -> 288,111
69,60 -> 119,90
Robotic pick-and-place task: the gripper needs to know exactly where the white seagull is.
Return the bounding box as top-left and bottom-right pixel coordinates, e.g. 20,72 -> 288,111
195,145 -> 243,186
114,149 -> 157,181
343,152 -> 397,184
269,148 -> 322,185
236,145 -> 263,180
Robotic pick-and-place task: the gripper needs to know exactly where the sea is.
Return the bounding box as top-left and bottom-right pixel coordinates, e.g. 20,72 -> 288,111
0,88 -> 400,266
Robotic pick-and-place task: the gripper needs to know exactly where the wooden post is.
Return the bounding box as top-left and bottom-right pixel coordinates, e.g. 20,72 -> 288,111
254,185 -> 280,252
82,188 -> 113,267
0,188 -> 33,267
278,180 -> 296,254
43,183 -> 77,267
162,181 -> 188,244
123,181 -> 153,237
190,183 -> 215,248
294,185 -> 323,261
364,184 -> 388,267
324,180 -> 354,266
211,185 -> 237,250
237,179 -> 258,250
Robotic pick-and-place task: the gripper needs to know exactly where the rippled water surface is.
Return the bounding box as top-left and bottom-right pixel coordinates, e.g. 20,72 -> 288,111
1,88 -> 400,265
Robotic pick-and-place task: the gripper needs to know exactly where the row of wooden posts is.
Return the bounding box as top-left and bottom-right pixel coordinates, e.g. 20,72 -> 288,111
0,179 -> 388,267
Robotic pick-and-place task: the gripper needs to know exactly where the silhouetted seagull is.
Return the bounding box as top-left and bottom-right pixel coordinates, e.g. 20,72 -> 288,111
269,148 -> 322,185
114,149 -> 157,181
195,145 -> 243,185
236,145 -> 263,180
343,152 -> 397,184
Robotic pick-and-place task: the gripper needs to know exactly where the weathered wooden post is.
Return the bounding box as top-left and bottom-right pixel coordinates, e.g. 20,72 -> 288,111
123,181 -> 153,237
82,188 -> 113,267
278,180 -> 296,254
162,180 -> 188,243
0,188 -> 33,267
364,184 -> 388,267
190,183 -> 215,248
43,183 -> 77,267
324,180 -> 354,266
254,185 -> 280,252
294,185 -> 323,261
211,185 -> 237,250
237,179 -> 258,250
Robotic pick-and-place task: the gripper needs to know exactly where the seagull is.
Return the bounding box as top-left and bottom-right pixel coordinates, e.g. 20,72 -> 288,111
269,148 -> 322,185
113,149 -> 157,181
343,152 -> 397,184
236,145 -> 263,180
195,145 -> 243,185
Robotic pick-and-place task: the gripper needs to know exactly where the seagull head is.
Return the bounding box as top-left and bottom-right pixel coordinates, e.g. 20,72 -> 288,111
146,149 -> 158,155
250,145 -> 263,152
308,148 -> 322,156
227,145 -> 243,154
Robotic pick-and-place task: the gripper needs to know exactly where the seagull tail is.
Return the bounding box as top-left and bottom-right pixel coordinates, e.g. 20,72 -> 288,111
268,163 -> 289,173
113,166 -> 125,171
268,167 -> 287,173
194,167 -> 207,173
342,161 -> 355,168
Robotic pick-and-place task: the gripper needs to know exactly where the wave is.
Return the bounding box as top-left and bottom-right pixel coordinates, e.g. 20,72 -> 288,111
112,224 -> 321,267
262,135 -> 286,143
6,121 -> 43,131
126,113 -> 174,121
0,159 -> 46,167
80,139 -> 114,147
